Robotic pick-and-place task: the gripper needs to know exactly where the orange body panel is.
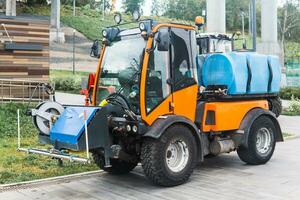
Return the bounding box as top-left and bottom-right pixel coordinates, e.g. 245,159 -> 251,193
142,84 -> 198,125
173,84 -> 198,122
201,100 -> 269,132
143,95 -> 173,125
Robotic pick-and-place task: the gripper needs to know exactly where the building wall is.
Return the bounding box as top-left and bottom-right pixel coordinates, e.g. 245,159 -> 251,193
0,17 -> 49,81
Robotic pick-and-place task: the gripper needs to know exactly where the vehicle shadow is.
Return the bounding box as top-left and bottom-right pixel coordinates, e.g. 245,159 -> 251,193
92,153 -> 246,189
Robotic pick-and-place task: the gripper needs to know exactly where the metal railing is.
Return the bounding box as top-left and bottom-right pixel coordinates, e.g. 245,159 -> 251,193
0,79 -> 49,103
285,56 -> 300,87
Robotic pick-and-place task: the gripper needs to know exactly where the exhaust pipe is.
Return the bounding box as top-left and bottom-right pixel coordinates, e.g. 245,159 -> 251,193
209,138 -> 236,155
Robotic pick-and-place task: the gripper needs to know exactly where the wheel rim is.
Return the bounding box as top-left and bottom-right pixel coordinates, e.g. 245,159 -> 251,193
256,127 -> 272,154
165,140 -> 189,173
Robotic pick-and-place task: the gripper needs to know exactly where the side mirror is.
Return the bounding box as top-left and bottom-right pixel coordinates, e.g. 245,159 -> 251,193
156,30 -> 170,51
90,40 -> 101,58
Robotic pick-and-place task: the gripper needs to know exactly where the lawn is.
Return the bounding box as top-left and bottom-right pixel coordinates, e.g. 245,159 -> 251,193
0,103 -> 98,185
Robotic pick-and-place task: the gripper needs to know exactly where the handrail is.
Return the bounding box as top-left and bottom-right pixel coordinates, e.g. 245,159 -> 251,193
0,23 -> 13,43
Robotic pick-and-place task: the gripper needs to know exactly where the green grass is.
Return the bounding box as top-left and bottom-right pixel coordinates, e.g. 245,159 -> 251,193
50,69 -> 90,79
283,132 -> 295,139
281,110 -> 300,116
0,103 -> 98,184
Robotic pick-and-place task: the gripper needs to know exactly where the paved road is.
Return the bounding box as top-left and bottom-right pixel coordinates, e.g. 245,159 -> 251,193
55,92 -> 85,105
1,138 -> 300,200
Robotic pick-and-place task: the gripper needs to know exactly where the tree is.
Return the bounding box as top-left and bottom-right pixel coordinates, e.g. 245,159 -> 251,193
26,0 -> 48,6
226,0 -> 249,32
278,1 -> 300,45
163,0 -> 205,21
123,0 -> 144,14
151,0 -> 162,16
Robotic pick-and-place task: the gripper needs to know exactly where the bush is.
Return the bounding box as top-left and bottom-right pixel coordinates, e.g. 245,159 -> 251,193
279,87 -> 300,100
287,96 -> 300,113
51,76 -> 82,93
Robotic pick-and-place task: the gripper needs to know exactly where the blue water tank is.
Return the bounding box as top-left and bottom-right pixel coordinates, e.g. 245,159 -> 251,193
268,56 -> 281,93
247,53 -> 269,94
201,52 -> 248,95
200,52 -> 281,95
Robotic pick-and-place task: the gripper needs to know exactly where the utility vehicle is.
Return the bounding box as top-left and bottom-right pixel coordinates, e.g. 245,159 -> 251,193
24,12 -> 283,186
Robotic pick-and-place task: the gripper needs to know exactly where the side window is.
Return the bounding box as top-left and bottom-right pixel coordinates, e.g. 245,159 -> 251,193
145,28 -> 171,113
170,28 -> 196,91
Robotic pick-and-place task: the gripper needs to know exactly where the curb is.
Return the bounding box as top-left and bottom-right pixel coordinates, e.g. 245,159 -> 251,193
0,170 -> 103,192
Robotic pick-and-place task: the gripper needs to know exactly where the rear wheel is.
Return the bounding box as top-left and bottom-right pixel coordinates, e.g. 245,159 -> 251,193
237,116 -> 276,165
268,97 -> 282,117
141,125 -> 197,186
92,152 -> 137,175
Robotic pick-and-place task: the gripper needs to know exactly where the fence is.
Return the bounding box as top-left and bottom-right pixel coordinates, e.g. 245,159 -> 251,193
286,56 -> 300,87
0,79 -> 49,103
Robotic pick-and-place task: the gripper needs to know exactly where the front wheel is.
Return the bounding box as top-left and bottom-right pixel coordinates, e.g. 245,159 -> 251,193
237,116 -> 276,165
141,125 -> 197,186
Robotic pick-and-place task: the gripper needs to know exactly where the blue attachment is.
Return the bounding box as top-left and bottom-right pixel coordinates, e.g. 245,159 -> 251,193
50,107 -> 100,145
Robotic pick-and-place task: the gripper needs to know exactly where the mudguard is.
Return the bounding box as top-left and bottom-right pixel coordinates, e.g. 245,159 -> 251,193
238,108 -> 283,148
143,115 -> 204,162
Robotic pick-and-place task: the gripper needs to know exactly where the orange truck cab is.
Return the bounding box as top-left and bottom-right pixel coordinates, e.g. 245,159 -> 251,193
29,17 -> 283,187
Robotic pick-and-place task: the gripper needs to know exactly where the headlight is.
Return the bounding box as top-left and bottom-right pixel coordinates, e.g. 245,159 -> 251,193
114,13 -> 122,24
133,10 -> 141,21
139,22 -> 146,31
126,125 -> 131,132
132,125 -> 138,133
102,29 -> 108,38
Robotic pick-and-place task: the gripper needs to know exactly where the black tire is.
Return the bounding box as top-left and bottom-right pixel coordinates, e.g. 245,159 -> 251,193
204,154 -> 217,159
268,97 -> 282,117
92,152 -> 137,175
141,125 -> 197,186
237,116 -> 276,165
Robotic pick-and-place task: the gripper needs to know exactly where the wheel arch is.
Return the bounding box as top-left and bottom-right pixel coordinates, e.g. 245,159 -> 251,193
238,108 -> 283,148
143,115 -> 204,162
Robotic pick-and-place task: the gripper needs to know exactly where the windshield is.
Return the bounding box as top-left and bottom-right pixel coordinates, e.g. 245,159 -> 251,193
96,33 -> 146,113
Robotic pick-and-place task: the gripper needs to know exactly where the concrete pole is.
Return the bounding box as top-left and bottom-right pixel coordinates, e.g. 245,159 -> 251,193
206,0 -> 226,33
50,0 -> 65,43
257,0 -> 281,55
5,0 -> 16,16
258,0 -> 285,86
51,0 -> 60,29
261,0 -> 278,43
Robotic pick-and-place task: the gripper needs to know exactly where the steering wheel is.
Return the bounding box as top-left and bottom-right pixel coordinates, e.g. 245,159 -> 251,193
106,93 -> 131,110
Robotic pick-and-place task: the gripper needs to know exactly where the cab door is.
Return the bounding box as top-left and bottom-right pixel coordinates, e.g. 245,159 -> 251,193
140,27 -> 173,125
170,28 -> 198,122
140,25 -> 198,125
